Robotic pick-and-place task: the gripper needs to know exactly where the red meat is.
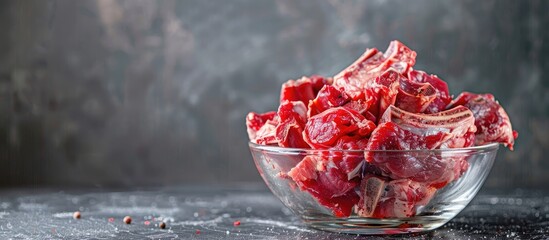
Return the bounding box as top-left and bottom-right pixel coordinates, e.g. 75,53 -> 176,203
246,40 -> 518,219
448,92 -> 517,150
307,85 -> 351,118
333,48 -> 383,100
333,41 -> 416,100
407,70 -> 452,113
303,107 -> 376,149
246,111 -> 278,145
288,155 -> 359,217
379,105 -> 477,148
329,136 -> 369,180
356,174 -> 436,218
342,100 -> 376,122
366,106 -> 476,187
365,69 -> 401,121
309,75 -> 332,95
280,77 -> 315,107
395,74 -> 437,113
280,75 -> 331,108
365,122 -> 450,184
383,40 -> 417,70
275,101 -> 310,148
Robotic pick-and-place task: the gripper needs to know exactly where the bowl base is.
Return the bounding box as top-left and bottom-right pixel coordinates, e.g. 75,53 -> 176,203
303,215 -> 449,235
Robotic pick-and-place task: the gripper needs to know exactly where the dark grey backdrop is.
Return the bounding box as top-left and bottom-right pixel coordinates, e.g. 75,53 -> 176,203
1,0 -> 547,188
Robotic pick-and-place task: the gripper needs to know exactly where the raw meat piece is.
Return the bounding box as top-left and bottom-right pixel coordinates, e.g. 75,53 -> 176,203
333,41 -> 416,100
355,175 -> 386,217
246,111 -> 276,139
448,92 -> 517,150
280,75 -> 332,108
329,136 -> 369,180
373,179 -> 436,218
407,70 -> 452,113
395,74 -> 437,113
381,105 -> 476,187
307,85 -> 350,118
254,121 -> 278,145
303,107 -> 376,149
365,122 -> 451,184
366,106 -> 476,187
275,101 -> 310,148
280,77 -> 316,107
366,69 -> 401,121
288,155 -> 359,217
246,111 -> 278,145
383,40 -> 417,70
356,174 -> 436,218
306,82 -> 375,120
342,100 -> 376,122
379,105 -> 477,149
333,48 -> 383,100
309,75 -> 332,95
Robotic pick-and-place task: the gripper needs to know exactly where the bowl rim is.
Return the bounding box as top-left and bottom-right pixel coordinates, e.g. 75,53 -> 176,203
249,141 -> 500,154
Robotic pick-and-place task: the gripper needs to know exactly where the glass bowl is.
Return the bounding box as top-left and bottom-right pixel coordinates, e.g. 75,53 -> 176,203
249,142 -> 499,235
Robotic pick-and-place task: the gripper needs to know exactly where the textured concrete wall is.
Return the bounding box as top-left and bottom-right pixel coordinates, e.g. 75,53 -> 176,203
1,0 -> 547,187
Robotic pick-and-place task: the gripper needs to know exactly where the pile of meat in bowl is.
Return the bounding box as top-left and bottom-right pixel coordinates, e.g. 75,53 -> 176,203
246,41 -> 517,233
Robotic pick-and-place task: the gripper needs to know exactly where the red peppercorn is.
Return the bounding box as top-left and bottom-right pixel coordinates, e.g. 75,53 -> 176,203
233,220 -> 241,226
73,211 -> 81,219
108,218 -> 114,223
123,216 -> 132,224
195,229 -> 201,234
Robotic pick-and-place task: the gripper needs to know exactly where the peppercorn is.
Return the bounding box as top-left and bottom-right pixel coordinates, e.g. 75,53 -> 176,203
123,216 -> 132,224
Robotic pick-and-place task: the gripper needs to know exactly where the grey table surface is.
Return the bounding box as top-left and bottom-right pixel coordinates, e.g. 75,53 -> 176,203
0,185 -> 547,239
